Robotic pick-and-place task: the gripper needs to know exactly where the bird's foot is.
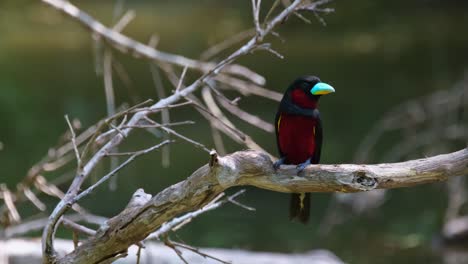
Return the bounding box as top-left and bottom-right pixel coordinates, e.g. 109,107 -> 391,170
273,157 -> 286,170
296,158 -> 312,174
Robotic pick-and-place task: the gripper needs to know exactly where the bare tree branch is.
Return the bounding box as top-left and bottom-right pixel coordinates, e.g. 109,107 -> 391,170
103,8 -> 138,189
168,240 -> 232,264
38,0 -> 332,262
2,213 -> 106,239
74,140 -> 173,203
64,115 -> 81,170
200,29 -> 255,61
57,148 -> 467,263
0,238 -> 345,264
147,190 -> 249,240
175,66 -> 189,93
215,75 -> 282,101
218,98 -> 275,133
113,10 -> 136,32
22,186 -> 46,211
40,0 -> 265,85
149,63 -> 172,167
62,218 -> 96,237
252,0 -> 262,35
0,185 -> 21,225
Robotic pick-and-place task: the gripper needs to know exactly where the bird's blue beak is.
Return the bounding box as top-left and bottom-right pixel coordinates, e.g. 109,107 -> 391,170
310,82 -> 335,95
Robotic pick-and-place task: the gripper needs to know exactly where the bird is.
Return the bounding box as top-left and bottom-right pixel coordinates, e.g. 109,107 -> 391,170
273,75 -> 335,224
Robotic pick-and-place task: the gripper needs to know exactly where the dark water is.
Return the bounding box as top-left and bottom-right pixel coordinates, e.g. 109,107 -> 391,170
1,0 -> 468,263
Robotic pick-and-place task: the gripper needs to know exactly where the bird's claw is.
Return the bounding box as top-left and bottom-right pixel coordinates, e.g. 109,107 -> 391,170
296,158 -> 312,174
273,157 -> 286,170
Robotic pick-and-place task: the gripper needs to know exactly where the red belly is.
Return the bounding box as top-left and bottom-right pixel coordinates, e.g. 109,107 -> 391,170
278,113 -> 316,164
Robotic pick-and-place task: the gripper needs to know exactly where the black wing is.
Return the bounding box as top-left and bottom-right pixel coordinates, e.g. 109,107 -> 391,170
312,114 -> 322,164
275,110 -> 284,157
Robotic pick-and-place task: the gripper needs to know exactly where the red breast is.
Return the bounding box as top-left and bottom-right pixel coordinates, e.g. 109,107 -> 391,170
278,113 -> 317,164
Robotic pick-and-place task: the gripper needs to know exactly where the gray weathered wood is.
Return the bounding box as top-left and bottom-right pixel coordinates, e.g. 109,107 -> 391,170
57,148 -> 468,263
0,239 -> 344,264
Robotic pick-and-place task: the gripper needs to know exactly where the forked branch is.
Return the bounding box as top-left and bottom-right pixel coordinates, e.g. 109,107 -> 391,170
58,148 -> 468,263
39,0 -> 318,262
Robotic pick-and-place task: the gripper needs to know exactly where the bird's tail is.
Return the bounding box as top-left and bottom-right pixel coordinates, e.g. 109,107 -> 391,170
289,193 -> 311,224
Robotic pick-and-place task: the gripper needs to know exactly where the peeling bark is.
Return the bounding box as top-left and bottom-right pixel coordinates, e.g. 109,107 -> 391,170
0,239 -> 344,264
57,148 -> 468,263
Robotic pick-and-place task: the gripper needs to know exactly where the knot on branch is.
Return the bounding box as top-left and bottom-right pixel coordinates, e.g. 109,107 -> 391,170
126,189 -> 152,208
96,189 -> 153,237
354,171 -> 377,189
337,169 -> 378,191
215,156 -> 239,188
209,150 -> 218,168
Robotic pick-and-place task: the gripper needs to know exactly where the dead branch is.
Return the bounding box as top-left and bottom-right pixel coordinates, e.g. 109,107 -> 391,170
0,239 -> 344,264
0,185 -> 21,225
2,214 -> 106,239
200,29 -> 255,61
36,0 -> 335,262
167,240 -> 231,264
0,120 -> 100,226
218,98 -> 275,133
215,75 -> 282,101
147,190 -> 250,240
149,62 -> 172,167
40,0 -> 265,85
62,218 -> 96,237
57,148 -> 467,263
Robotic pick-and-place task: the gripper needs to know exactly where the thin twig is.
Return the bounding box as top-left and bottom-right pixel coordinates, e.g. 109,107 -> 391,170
131,101 -> 192,113
227,196 -> 256,211
171,241 -> 232,264
210,125 -> 227,155
164,238 -> 189,264
3,213 -> 107,238
264,0 -> 281,23
112,59 -> 138,104
123,121 -> 195,129
103,50 -> 116,120
62,218 -> 96,236
136,245 -> 142,264
41,0 -> 265,85
105,140 -> 175,156
42,154 -> 75,172
72,230 -> 79,249
201,87 -> 239,136
113,10 -> 136,32
215,75 -> 282,101
218,98 -> 275,133
22,187 -> 46,211
188,95 -> 272,157
253,43 -> 284,59
103,45 -> 120,190
149,63 -> 171,168
252,0 -> 262,35
73,140 -> 172,203
159,125 -> 211,153
205,79 -> 240,106
200,29 -> 255,61
175,66 -> 189,92
65,115 -> 82,170
41,0 -> 304,260
81,99 -> 153,161
0,185 -> 21,224
147,190 -> 250,240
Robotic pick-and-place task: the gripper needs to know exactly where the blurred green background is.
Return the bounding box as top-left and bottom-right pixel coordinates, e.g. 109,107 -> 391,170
1,0 -> 468,263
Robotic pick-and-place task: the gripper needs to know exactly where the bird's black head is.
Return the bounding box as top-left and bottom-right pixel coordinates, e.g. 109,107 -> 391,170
287,75 -> 335,108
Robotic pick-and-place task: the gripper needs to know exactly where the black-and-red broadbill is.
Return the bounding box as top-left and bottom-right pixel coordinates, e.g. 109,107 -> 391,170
274,76 -> 335,224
